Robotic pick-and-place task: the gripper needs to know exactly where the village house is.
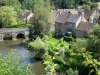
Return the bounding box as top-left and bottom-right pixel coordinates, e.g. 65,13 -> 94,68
55,9 -> 100,37
20,10 -> 34,22
93,2 -> 100,9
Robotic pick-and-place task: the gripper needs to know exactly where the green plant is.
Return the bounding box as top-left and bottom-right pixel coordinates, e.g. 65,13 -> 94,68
83,52 -> 100,75
43,54 -> 56,75
27,37 -> 48,58
66,68 -> 79,75
64,36 -> 74,42
42,35 -> 50,41
6,22 -> 32,28
0,50 -> 34,75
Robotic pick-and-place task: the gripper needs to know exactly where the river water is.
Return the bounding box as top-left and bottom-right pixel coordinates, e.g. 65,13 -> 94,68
0,39 -> 45,75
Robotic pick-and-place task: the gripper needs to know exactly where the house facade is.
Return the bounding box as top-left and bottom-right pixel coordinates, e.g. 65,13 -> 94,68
54,9 -> 98,37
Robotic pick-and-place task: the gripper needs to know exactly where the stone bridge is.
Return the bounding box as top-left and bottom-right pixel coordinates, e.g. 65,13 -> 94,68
0,28 -> 29,41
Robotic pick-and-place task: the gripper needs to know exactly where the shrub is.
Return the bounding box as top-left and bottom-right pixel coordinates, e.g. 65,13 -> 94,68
64,36 -> 74,42
66,68 -> 79,75
42,54 -> 52,61
66,32 -> 72,37
6,22 -> 32,28
27,37 -> 48,58
42,35 -> 50,41
71,38 -> 87,52
48,31 -> 55,37
0,50 -> 34,75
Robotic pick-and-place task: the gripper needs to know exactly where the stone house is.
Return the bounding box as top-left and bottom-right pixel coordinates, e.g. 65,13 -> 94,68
93,2 -> 100,9
54,9 -> 99,37
83,9 -> 99,24
20,10 -> 34,22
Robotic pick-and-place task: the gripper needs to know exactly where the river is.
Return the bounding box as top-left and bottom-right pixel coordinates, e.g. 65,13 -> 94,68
0,39 -> 45,75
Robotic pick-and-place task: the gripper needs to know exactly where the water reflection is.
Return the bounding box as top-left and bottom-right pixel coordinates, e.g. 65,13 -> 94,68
0,39 -> 45,75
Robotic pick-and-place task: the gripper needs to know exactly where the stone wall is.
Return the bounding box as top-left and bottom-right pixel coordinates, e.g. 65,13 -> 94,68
75,30 -> 87,37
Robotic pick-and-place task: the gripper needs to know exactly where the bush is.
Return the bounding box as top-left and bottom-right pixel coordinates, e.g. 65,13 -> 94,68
0,50 -> 34,75
64,36 -> 74,42
42,35 -> 50,41
71,38 -> 87,52
66,68 -> 79,75
48,31 -> 55,37
6,22 -> 32,28
27,37 -> 48,58
66,32 -> 72,37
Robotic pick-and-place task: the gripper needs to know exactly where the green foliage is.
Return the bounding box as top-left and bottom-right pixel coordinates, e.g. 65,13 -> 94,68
20,0 -> 34,10
51,0 -> 75,9
66,68 -> 79,75
78,0 -> 92,9
71,38 -> 87,52
0,50 -> 34,75
42,35 -> 50,41
87,24 -> 100,60
6,22 -> 32,28
30,0 -> 53,38
83,51 -> 100,75
0,0 -> 8,6
0,6 -> 17,27
64,36 -> 74,42
48,31 -> 55,38
43,54 -> 56,75
0,0 -> 21,14
27,33 -> 100,75
51,0 -> 95,9
67,0 -> 75,8
27,37 -> 48,58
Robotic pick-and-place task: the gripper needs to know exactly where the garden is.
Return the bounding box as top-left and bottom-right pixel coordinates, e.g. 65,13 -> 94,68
26,27 -> 100,75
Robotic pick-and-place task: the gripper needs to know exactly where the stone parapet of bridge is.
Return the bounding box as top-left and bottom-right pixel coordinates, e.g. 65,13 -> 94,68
0,28 -> 29,41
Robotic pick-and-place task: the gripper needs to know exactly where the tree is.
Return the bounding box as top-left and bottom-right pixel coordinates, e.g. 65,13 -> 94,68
20,0 -> 34,10
27,37 -> 48,58
66,68 -> 79,75
0,0 -> 8,6
71,38 -> 87,52
0,6 -> 17,27
0,50 -> 34,75
30,0 -> 53,39
51,0 -> 97,9
67,0 -> 75,8
0,0 -> 21,14
87,24 -> 100,60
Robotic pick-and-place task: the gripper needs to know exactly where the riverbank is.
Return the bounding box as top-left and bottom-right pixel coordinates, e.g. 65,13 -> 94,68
0,39 -> 45,75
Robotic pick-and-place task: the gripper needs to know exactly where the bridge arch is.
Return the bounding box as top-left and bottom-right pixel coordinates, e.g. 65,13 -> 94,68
16,33 -> 25,38
3,34 -> 12,40
0,28 -> 29,41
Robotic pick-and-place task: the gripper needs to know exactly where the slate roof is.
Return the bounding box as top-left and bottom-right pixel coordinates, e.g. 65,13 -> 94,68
67,14 -> 80,23
84,9 -> 95,19
56,10 -> 71,23
76,22 -> 92,32
56,9 -> 81,23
